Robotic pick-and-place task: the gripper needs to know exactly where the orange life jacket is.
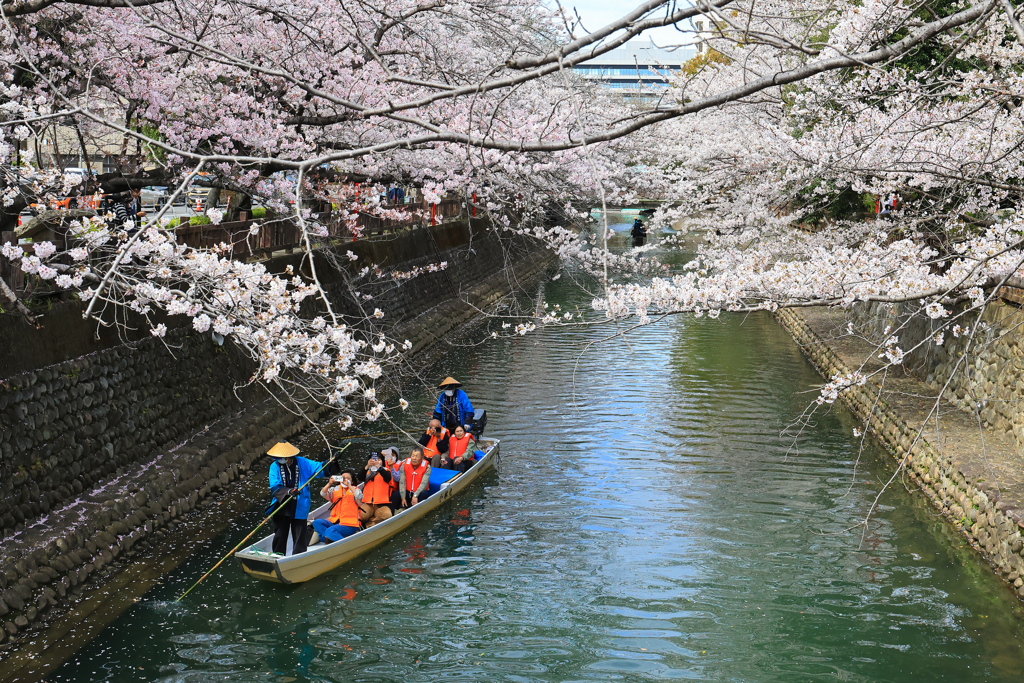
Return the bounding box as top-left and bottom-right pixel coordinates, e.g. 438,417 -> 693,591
448,433 -> 475,459
363,469 -> 391,505
328,486 -> 361,527
403,458 -> 429,492
388,464 -> 401,493
422,427 -> 450,460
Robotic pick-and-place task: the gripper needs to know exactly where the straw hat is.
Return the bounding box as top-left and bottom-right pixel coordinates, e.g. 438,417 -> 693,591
267,442 -> 300,457
438,376 -> 462,388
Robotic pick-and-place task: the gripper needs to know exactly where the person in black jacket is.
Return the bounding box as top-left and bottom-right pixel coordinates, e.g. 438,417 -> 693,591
359,451 -> 393,527
419,419 -> 450,466
107,188 -> 144,232
631,218 -> 647,247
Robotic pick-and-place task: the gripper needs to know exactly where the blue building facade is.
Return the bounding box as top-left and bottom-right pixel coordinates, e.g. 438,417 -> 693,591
572,41 -> 694,91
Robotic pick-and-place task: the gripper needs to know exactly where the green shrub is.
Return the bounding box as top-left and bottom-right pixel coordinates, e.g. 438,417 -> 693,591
251,207 -> 267,218
166,216 -> 211,228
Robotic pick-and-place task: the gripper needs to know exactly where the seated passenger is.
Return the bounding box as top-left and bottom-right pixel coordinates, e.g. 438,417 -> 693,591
359,451 -> 393,527
419,419 -> 450,467
434,424 -> 475,471
311,470 -> 362,543
446,425 -> 478,472
399,448 -> 431,508
382,446 -> 403,510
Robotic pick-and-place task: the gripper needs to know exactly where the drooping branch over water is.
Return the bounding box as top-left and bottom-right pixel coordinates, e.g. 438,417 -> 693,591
6,0 -> 1024,431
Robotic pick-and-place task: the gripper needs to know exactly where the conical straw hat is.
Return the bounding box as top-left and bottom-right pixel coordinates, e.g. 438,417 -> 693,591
438,376 -> 462,388
267,442 -> 300,457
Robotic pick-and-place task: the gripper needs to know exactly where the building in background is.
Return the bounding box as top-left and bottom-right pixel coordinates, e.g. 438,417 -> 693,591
573,40 -> 694,92
15,96 -> 145,174
691,17 -> 718,54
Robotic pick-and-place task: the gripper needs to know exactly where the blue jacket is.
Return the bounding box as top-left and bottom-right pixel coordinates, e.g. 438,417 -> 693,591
433,389 -> 474,431
267,456 -> 321,520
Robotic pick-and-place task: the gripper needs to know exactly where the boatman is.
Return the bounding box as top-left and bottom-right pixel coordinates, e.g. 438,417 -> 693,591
631,218 -> 647,247
433,376 -> 474,434
267,442 -> 322,556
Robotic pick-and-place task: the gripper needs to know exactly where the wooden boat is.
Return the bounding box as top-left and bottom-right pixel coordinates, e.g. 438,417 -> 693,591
235,438 -> 500,584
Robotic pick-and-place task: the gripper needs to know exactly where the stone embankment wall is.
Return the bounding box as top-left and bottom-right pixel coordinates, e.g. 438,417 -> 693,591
778,308 -> 1024,601
0,334 -> 254,534
848,302 -> 1024,448
0,220 -> 553,647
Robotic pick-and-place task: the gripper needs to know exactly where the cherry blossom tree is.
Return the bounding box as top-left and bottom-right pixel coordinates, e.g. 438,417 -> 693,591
4,0 -> 1024,437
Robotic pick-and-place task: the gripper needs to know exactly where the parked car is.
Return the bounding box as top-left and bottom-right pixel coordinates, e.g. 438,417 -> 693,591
62,167 -> 91,184
140,186 -> 169,209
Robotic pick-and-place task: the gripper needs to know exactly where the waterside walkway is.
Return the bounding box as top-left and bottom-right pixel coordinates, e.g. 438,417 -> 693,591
778,307 -> 1024,599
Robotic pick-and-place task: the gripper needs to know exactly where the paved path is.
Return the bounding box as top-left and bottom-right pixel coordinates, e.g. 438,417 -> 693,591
794,307 -> 1024,526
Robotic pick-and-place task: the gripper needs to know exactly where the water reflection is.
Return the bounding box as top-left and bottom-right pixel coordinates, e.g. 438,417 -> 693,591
50,274 -> 1024,683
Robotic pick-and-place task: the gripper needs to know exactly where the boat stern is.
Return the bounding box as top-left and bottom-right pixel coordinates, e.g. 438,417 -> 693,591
236,551 -> 289,583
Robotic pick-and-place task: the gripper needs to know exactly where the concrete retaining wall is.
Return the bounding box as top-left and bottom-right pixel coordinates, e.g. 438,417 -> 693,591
848,302 -> 1024,448
777,308 -> 1024,601
0,221 -> 553,647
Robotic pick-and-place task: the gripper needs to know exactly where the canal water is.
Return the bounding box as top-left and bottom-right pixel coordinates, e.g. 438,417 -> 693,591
50,267 -> 1024,681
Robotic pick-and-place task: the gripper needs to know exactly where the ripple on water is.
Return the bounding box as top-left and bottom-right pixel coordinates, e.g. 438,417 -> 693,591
48,291 -> 1024,683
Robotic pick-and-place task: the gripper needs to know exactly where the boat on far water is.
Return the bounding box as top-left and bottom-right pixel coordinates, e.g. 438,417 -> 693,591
235,438 -> 500,584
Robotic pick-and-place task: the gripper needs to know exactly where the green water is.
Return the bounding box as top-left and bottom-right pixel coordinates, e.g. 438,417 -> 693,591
50,278 -> 1024,682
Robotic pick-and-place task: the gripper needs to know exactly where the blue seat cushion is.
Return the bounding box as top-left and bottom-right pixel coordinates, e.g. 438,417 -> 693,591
427,467 -> 460,494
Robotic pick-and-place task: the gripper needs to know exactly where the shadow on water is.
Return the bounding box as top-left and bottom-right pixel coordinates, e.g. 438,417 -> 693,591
38,247 -> 1024,682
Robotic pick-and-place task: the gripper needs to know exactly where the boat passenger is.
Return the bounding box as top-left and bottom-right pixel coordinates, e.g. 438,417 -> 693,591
359,452 -> 393,527
266,442 -> 322,555
382,446 -> 403,510
433,377 -> 474,434
419,419 -> 450,466
311,470 -> 363,543
446,425 -> 478,472
400,448 -> 431,508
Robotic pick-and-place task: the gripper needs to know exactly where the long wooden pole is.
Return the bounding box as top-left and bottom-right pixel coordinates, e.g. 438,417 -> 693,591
174,443 -> 350,602
336,430 -> 404,440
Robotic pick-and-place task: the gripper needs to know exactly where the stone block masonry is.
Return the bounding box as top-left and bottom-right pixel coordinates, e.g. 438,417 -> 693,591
0,220 -> 554,653
777,307 -> 1024,602
847,301 -> 1024,449
0,333 -> 255,537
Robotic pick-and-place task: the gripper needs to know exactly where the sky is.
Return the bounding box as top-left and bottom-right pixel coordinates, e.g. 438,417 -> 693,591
550,0 -> 697,47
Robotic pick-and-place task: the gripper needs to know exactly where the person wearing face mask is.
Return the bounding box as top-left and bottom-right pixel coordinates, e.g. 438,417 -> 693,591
382,446 -> 403,510
432,376 -> 474,434
266,442 -> 323,555
311,469 -> 363,543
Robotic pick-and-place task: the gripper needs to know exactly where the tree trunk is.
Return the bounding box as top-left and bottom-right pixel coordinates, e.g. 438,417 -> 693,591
204,187 -> 221,215
0,176 -> 29,234
226,191 -> 252,222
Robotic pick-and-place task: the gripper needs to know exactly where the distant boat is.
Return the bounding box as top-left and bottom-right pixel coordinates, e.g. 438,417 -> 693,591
236,439 -> 501,584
